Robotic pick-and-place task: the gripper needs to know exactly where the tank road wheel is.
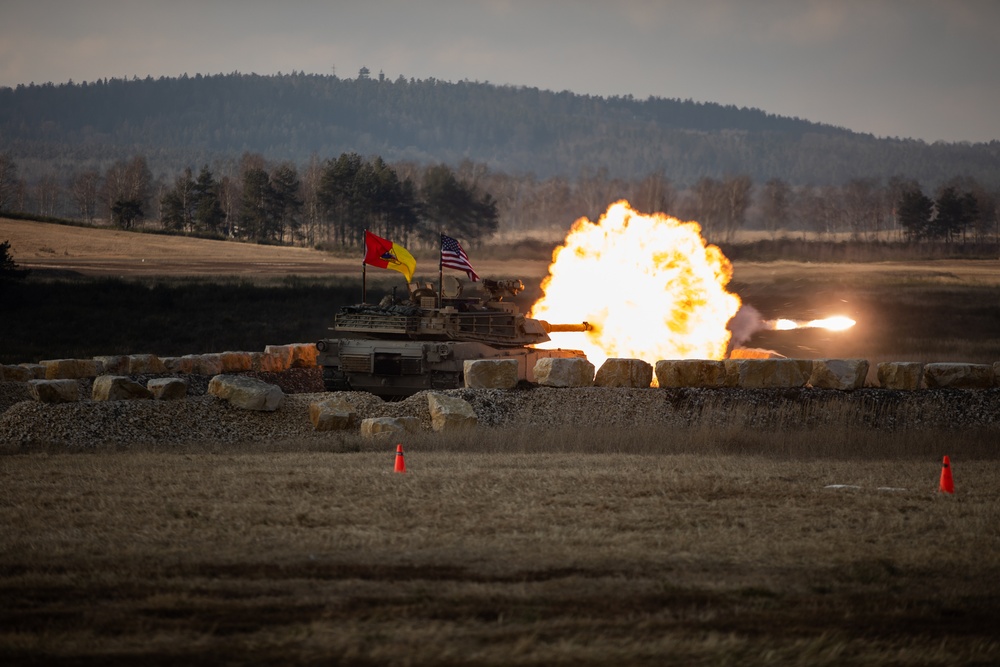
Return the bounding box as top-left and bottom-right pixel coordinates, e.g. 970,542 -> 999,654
322,366 -> 351,392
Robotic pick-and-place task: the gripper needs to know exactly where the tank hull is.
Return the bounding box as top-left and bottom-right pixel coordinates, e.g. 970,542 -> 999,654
317,337 -> 586,398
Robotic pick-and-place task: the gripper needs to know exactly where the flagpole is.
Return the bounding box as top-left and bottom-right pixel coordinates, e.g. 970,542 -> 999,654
362,229 -> 368,304
437,231 -> 443,307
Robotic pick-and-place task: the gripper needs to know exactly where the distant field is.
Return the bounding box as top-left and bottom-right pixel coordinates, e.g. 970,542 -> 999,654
3,217 -> 999,366
0,218 -> 550,279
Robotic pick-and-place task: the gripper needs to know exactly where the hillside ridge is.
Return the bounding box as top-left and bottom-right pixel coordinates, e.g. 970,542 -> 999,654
3,73 -> 998,187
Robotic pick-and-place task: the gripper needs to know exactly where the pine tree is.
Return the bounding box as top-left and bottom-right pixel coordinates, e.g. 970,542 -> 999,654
193,166 -> 226,234
897,188 -> 934,241
161,167 -> 196,231
932,187 -> 969,242
0,240 -> 31,288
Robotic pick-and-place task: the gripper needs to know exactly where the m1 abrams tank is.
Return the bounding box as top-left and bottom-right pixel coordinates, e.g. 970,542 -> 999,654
316,277 -> 591,397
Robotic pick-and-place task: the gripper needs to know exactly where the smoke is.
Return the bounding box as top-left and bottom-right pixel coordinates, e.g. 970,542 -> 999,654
727,303 -> 766,348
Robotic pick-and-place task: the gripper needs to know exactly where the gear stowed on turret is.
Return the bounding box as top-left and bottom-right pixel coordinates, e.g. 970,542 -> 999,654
316,276 -> 591,397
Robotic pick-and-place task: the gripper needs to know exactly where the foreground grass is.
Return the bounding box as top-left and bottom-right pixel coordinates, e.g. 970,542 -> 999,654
2,431 -> 999,666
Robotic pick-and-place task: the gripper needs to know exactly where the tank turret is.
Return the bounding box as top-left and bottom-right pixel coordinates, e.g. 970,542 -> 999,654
316,277 -> 591,396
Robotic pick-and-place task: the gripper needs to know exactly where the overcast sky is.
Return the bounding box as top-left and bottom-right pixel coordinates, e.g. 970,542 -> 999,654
1,0 -> 997,143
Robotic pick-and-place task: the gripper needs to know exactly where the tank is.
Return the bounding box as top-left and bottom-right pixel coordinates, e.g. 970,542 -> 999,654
316,277 -> 591,397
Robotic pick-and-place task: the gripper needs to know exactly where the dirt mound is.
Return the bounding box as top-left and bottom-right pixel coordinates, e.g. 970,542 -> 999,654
2,385 -> 999,449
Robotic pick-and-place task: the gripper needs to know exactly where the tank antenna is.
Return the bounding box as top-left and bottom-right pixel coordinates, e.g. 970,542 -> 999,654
437,231 -> 444,307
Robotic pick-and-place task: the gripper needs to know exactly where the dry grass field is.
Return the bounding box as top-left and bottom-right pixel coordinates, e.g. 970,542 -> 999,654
2,431 -> 1000,666
0,218 -> 549,278
3,218 -> 1000,664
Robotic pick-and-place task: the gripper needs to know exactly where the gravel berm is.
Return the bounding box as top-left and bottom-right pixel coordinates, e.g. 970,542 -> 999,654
2,374 -> 998,448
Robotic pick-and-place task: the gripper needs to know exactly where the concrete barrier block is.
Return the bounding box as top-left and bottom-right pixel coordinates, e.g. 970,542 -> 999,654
147,377 -> 188,400
19,363 -> 47,379
219,351 -> 253,373
924,363 -> 994,389
260,346 -> 291,372
809,359 -> 869,390
309,398 -> 356,431
289,343 -> 318,368
92,375 -> 152,401
464,359 -> 519,389
428,393 -> 478,432
533,357 -> 595,387
595,358 -> 653,388
877,362 -> 924,390
28,379 -> 80,403
182,353 -> 223,375
93,355 -> 129,374
655,359 -> 726,388
1,364 -> 33,382
208,374 -> 285,411
165,356 -> 197,373
41,358 -> 100,380
360,416 -> 420,438
726,359 -> 810,389
128,354 -> 167,374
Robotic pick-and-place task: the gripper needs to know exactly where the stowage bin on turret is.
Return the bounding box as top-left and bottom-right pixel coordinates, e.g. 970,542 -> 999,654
316,277 -> 591,397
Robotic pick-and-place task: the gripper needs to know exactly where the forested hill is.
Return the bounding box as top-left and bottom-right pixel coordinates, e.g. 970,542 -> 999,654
2,71 -> 998,187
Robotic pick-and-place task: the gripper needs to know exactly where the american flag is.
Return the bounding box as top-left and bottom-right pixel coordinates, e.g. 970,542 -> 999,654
440,234 -> 480,281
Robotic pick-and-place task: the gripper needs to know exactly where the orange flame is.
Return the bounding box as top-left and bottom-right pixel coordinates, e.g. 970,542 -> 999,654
529,201 -> 742,371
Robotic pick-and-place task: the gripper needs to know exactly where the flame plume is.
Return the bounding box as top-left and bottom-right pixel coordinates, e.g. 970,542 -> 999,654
529,201 -> 742,371
768,317 -> 856,332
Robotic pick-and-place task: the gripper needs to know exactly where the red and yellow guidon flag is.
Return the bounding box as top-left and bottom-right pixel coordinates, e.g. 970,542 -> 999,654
363,230 -> 416,282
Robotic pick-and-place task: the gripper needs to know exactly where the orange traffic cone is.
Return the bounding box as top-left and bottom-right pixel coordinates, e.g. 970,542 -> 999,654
394,444 -> 406,474
939,456 -> 954,494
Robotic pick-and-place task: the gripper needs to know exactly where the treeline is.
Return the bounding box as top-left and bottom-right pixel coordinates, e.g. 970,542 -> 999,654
2,149 -> 997,249
0,151 -> 499,249
2,72 -> 1000,187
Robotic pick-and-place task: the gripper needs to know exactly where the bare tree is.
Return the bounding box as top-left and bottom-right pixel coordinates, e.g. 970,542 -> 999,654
218,175 -> 239,238
576,167 -> 622,223
33,174 -> 62,216
70,169 -> 101,222
795,185 -> 842,239
885,176 -> 920,241
455,159 -> 488,191
210,157 -> 241,238
631,170 -> 676,218
0,153 -> 18,212
300,154 -> 324,246
688,177 -> 724,239
525,176 -> 574,232
464,169 -> 522,239
970,189 -> 998,244
842,178 -> 884,241
721,175 -> 753,243
103,155 -> 152,228
760,178 -> 791,239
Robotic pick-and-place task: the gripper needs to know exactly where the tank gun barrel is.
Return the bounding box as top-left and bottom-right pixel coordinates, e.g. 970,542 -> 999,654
541,321 -> 592,333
